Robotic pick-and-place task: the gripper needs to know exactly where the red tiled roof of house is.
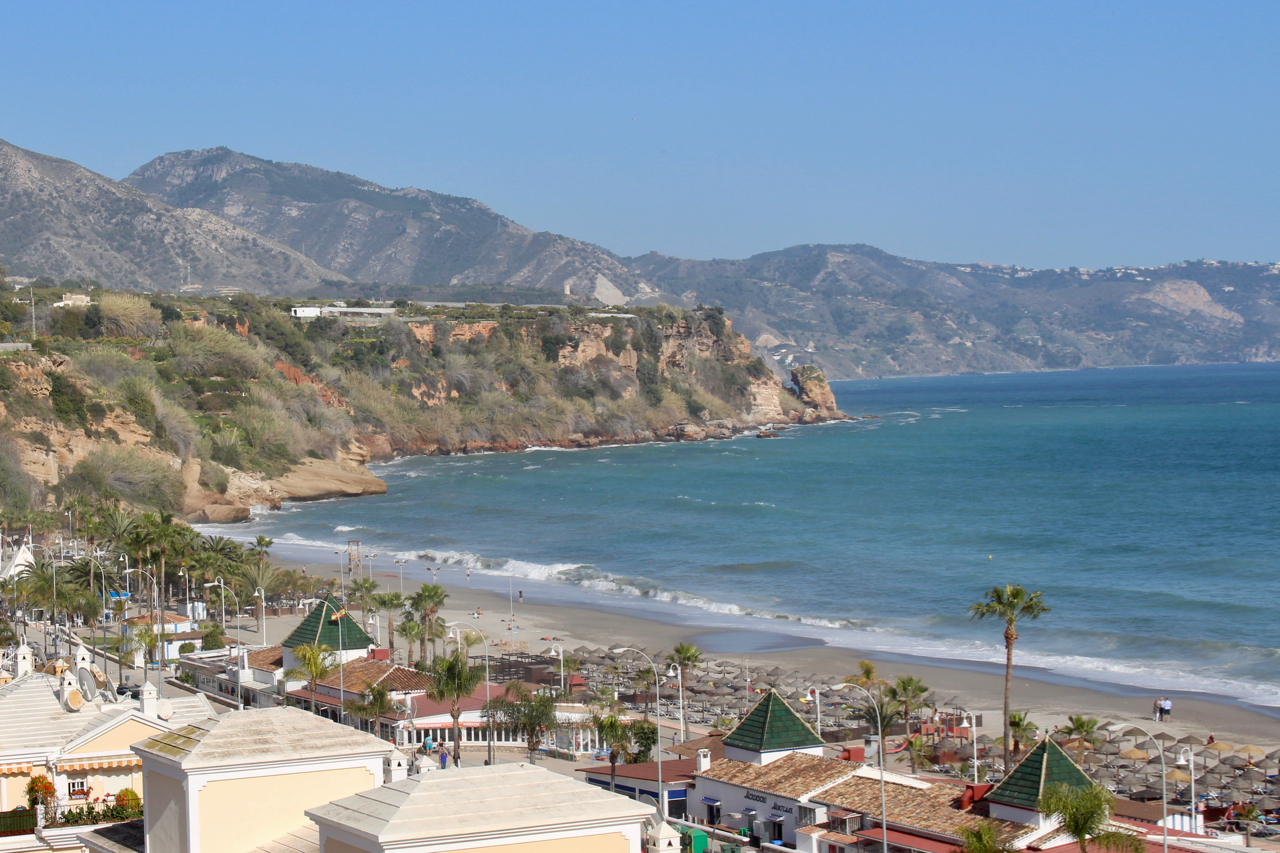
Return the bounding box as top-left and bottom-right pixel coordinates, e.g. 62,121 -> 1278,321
578,758 -> 697,783
695,752 -> 856,800
124,612 -> 191,625
814,773 -> 1022,843
246,645 -> 284,671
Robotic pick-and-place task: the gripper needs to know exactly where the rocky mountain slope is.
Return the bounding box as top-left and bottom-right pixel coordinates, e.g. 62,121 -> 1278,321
125,147 -> 663,304
0,139 -> 342,294
626,245 -> 1280,378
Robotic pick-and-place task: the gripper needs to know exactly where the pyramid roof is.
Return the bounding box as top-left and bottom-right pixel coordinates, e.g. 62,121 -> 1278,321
986,737 -> 1093,810
282,594 -> 373,651
722,689 -> 823,753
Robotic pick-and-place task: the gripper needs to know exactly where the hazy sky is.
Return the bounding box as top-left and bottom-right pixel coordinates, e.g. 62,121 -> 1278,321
4,2 -> 1277,269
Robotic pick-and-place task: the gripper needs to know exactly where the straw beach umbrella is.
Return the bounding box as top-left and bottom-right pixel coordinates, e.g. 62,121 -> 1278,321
1166,768 -> 1193,784
1204,741 -> 1235,754
1120,747 -> 1151,761
1178,735 -> 1206,747
1237,745 -> 1266,759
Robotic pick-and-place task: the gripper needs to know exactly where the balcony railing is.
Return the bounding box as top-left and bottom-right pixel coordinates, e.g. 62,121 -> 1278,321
44,796 -> 144,828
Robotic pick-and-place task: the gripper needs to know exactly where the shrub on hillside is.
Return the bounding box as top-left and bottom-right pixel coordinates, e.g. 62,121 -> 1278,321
99,294 -> 163,338
74,346 -> 156,386
170,324 -> 265,379
0,438 -> 40,513
62,447 -> 183,512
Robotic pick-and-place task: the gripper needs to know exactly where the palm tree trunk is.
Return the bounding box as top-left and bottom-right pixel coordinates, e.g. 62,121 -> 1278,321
387,611 -> 396,657
610,755 -> 618,791
452,707 -> 462,764
1003,623 -> 1016,769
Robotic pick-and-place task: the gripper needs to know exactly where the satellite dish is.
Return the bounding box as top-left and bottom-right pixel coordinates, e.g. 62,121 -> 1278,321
638,794 -> 659,809
64,689 -> 85,712
77,667 -> 97,698
90,665 -> 108,688
156,699 -> 174,721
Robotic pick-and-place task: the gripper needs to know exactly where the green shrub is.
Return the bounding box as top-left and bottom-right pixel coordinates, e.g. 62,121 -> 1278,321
0,438 -> 39,513
48,372 -> 88,428
99,293 -> 163,338
62,447 -> 183,512
177,642 -> 196,654
74,346 -> 155,386
86,401 -> 107,422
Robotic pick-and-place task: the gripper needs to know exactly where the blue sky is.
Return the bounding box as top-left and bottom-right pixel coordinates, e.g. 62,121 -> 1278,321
2,2 -> 1277,269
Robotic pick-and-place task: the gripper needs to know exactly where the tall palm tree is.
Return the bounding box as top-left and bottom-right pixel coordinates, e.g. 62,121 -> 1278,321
1038,783 -> 1143,853
283,643 -> 338,713
396,619 -> 424,667
487,682 -> 560,762
969,584 -> 1050,769
344,683 -> 406,737
408,584 -> 447,663
425,647 -> 485,764
885,674 -> 930,736
373,592 -> 404,659
234,559 -> 280,639
1063,715 -> 1102,764
347,577 -> 380,637
666,642 -> 702,722
903,733 -> 932,775
853,692 -> 904,739
591,712 -> 632,791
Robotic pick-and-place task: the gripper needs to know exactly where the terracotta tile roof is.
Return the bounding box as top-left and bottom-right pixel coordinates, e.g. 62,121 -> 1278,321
814,773 -> 1022,843
124,612 -> 191,625
578,758 -> 698,783
669,731 -> 727,761
246,645 -> 284,672
723,689 -> 823,753
695,752 -> 856,799
314,659 -> 432,694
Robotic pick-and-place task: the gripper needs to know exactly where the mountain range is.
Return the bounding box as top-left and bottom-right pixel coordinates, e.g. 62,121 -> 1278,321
2,138 -> 1278,379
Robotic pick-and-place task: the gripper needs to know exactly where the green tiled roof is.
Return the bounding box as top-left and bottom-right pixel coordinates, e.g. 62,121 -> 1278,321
986,737 -> 1093,809
282,594 -> 374,651
722,689 -> 823,753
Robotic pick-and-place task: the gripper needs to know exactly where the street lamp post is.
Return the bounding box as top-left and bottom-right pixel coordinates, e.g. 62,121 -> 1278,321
669,664 -> 687,742
29,543 -> 58,659
1177,747 -> 1199,833
613,647 -> 665,819
446,620 -> 493,765
394,559 -> 406,595
204,579 -> 243,711
1128,723 -> 1169,853
551,643 -> 565,696
963,712 -> 979,784
123,567 -> 160,694
178,568 -> 190,618
846,683 -> 889,853
807,685 -> 823,744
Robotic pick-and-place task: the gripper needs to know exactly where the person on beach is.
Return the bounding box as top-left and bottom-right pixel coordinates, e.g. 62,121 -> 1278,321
519,590 -> 524,604
1162,697 -> 1172,720
1153,698 -> 1160,721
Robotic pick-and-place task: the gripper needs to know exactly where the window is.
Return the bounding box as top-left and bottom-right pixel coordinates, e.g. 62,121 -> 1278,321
707,804 -> 721,825
67,779 -> 87,798
799,806 -> 817,827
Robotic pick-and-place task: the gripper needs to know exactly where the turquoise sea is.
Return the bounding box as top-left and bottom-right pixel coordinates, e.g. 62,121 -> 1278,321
197,363 -> 1280,708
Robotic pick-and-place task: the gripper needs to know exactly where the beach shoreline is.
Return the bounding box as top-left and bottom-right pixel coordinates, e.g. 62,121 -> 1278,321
271,553 -> 1280,748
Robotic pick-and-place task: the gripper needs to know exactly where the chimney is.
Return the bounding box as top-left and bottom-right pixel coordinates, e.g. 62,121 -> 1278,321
60,668 -> 84,712
74,642 -> 92,672
14,644 -> 32,677
697,748 -> 712,773
139,680 -> 158,717
384,751 -> 409,784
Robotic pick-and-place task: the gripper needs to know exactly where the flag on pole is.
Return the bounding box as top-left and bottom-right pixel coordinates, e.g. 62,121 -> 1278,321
330,607 -> 347,621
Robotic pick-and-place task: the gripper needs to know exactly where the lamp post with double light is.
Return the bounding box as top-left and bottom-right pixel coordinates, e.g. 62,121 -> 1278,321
204,579 -> 243,711
551,643 -> 566,696
669,664 -> 686,742
123,566 -> 160,693
1177,747 -> 1200,833
445,620 -> 493,765
1127,723 -> 1168,853
613,646 -> 665,819
845,682 -> 889,853
963,712 -> 979,784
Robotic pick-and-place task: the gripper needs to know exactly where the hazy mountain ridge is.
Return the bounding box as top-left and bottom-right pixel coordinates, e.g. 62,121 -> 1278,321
125,147 -> 662,303
625,245 -> 1280,378
0,139 -> 341,293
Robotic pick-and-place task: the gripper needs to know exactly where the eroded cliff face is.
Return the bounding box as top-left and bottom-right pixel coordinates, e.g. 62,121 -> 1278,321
6,356 -> 384,523
791,365 -> 846,422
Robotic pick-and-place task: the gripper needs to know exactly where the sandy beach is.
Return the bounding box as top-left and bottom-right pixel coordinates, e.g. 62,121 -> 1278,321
275,556 -> 1280,748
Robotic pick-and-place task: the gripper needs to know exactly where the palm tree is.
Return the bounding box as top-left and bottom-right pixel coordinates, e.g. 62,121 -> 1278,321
344,683 -> 406,738
373,592 -> 404,660
853,691 -> 903,739
284,643 -> 338,713
969,584 -> 1050,768
234,559 -> 280,640
1006,711 -> 1038,758
1038,783 -> 1143,853
903,733 -> 931,775
487,683 -> 560,762
591,712 -> 632,791
885,675 -> 930,736
408,584 -> 447,663
347,577 -> 380,638
396,620 -> 424,667
843,659 -> 888,696
252,535 -> 274,574
957,823 -> 1014,853
425,647 -> 485,764
666,642 -> 702,726
1063,715 -> 1102,764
